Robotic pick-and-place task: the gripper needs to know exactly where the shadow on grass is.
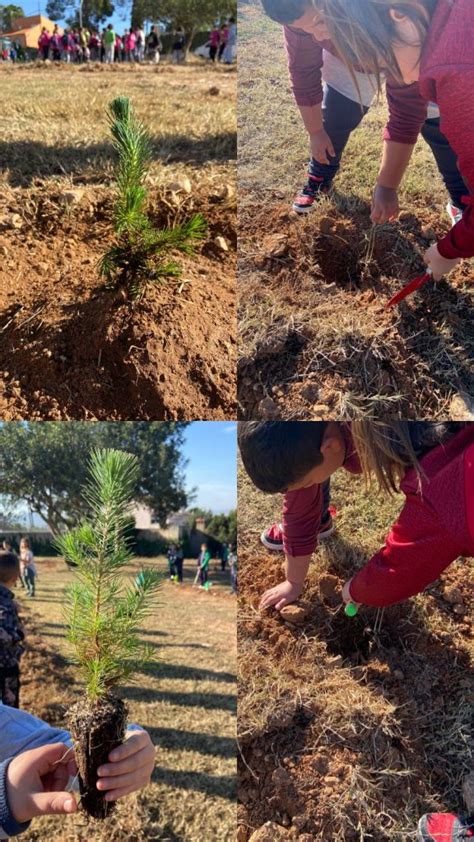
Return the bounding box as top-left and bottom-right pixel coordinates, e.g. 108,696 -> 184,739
0,132 -> 237,187
121,686 -> 237,712
135,661 -> 236,684
152,766 -> 236,799
148,726 -> 236,759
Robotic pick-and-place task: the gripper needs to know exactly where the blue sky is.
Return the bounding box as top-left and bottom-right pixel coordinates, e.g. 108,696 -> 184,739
22,0 -> 137,34
182,422 -> 237,514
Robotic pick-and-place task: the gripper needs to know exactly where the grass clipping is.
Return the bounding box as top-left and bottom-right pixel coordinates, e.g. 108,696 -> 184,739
56,448 -> 161,820
100,96 -> 206,296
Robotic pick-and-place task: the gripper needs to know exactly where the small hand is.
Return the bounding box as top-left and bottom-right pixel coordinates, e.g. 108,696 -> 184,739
341,579 -> 358,606
259,580 -> 303,612
96,729 -> 155,802
7,742 -> 78,824
424,243 -> 460,281
310,129 -> 336,166
371,185 -> 400,224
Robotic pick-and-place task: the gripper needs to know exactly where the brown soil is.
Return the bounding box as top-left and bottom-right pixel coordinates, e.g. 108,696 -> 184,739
237,499 -> 473,838
69,694 -> 128,820
0,182 -> 236,419
238,198 -> 474,419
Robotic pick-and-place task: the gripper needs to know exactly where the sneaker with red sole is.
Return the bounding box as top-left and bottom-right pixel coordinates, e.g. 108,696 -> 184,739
417,813 -> 474,841
292,172 -> 332,214
260,509 -> 336,552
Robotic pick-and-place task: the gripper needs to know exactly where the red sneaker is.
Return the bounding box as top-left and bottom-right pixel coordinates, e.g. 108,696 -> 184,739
292,173 -> 332,214
260,510 -> 336,552
417,814 -> 474,841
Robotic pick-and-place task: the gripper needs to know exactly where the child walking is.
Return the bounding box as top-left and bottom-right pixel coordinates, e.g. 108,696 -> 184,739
262,0 -> 473,281
0,551 -> 25,708
19,538 -> 36,598
238,421 -> 474,610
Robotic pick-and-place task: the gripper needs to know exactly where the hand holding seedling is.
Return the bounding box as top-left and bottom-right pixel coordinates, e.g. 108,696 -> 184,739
259,580 -> 303,611
341,578 -> 360,611
424,243 -> 461,280
6,743 -> 77,823
96,729 -> 155,802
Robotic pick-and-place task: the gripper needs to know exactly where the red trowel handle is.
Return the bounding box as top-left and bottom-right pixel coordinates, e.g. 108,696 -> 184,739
386,269 -> 434,309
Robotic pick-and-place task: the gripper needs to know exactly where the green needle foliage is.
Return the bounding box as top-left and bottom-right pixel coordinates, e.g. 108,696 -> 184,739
100,96 -> 207,296
55,448 -> 161,701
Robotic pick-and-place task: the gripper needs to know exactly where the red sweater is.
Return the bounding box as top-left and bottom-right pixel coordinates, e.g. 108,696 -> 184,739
282,425 -> 474,607
284,0 -> 474,260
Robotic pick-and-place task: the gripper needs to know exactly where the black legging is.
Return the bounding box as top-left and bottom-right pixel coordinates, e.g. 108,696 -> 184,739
310,85 -> 468,209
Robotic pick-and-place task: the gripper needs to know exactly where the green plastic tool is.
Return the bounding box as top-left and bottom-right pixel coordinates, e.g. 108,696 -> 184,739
345,602 -> 358,617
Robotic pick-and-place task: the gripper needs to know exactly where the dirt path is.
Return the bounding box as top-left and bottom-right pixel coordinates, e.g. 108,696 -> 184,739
17,556 -> 236,841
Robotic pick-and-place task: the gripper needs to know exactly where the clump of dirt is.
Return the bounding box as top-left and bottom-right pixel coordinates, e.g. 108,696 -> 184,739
69,695 -> 127,820
0,181 -> 236,419
239,199 -> 474,420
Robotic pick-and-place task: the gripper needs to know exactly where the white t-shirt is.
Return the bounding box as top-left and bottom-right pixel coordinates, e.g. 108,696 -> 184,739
322,49 -> 377,108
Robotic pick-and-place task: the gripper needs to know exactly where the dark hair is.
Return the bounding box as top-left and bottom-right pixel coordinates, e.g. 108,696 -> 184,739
238,421 -> 328,493
261,0 -> 309,25
0,551 -> 20,583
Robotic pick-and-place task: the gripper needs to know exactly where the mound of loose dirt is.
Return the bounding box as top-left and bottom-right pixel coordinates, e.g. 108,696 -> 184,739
0,181 -> 236,419
237,473 -> 473,840
238,197 -> 474,420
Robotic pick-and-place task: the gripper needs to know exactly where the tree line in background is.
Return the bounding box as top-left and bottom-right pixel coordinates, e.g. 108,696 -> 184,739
0,422 -> 189,535
187,507 -> 236,546
0,0 -> 239,46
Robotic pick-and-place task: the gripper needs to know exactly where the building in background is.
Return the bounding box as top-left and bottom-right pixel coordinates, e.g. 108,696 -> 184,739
3,15 -> 62,49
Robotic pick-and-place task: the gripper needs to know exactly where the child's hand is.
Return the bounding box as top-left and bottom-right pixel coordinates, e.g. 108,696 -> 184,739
310,128 -> 336,165
6,742 -> 78,823
96,728 -> 155,801
424,243 -> 460,280
371,185 -> 399,224
342,579 -> 357,605
259,580 -> 303,612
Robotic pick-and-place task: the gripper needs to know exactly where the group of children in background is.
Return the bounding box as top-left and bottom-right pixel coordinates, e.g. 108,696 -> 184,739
0,538 -> 36,709
31,19 -> 236,66
167,541 -> 238,594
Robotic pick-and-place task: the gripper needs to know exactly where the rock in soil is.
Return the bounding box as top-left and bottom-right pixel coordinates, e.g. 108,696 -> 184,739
262,234 -> 289,259
215,235 -> 229,252
169,177 -> 192,194
68,694 -> 127,819
319,574 -> 340,606
258,396 -> 279,418
249,821 -> 289,841
280,603 -> 308,626
443,587 -> 464,605
450,393 -> 474,420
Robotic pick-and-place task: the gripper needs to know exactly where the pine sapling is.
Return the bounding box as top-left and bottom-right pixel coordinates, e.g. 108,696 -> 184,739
100,96 -> 206,296
55,448 -> 161,820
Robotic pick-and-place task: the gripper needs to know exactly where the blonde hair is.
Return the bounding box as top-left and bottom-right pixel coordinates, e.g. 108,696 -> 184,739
310,0 -> 436,93
351,421 -> 423,495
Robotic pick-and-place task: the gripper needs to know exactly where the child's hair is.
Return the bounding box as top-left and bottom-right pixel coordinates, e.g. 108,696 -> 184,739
352,421 -> 464,495
238,421 -> 328,493
20,537 -> 30,548
308,0 -> 437,92
0,551 -> 20,583
261,0 -> 312,24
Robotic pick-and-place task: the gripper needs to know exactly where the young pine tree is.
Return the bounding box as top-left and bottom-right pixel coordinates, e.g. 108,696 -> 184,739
100,96 -> 206,296
56,448 -> 161,819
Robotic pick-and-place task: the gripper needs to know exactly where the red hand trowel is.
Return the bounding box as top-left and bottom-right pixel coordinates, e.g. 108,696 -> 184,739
386,268 -> 434,309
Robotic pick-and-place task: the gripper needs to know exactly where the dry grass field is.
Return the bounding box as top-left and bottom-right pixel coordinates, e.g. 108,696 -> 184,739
16,555 -> 236,841
237,462 -> 473,840
238,4 -> 473,421
0,61 -> 236,420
